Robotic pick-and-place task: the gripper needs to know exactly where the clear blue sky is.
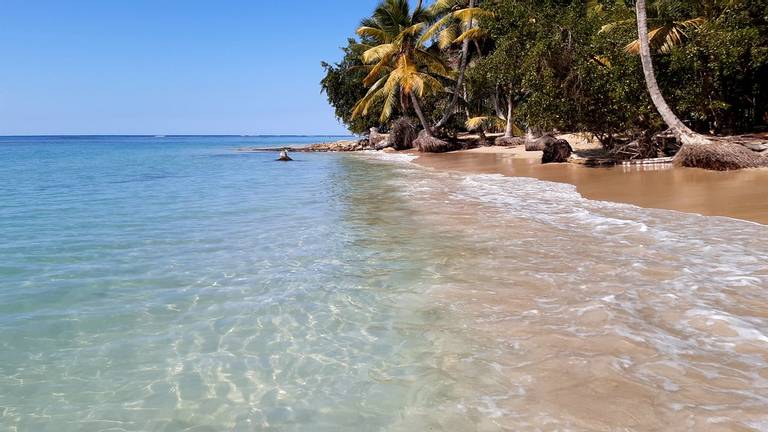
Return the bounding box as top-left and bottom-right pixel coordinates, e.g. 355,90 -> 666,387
0,0 -> 390,135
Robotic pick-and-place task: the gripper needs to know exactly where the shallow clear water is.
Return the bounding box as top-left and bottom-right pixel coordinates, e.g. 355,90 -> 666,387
1,137 -> 768,431
0,137 -> 451,431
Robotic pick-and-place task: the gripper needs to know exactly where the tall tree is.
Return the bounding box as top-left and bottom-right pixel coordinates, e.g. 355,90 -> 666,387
635,0 -> 710,145
352,0 -> 450,136
424,0 -> 491,129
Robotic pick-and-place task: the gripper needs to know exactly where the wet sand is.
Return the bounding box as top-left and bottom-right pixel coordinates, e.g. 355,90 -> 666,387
414,148 -> 768,225
366,152 -> 768,431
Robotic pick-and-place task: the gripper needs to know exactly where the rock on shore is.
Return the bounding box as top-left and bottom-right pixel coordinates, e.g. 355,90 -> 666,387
301,140 -> 374,152
237,139 -> 375,153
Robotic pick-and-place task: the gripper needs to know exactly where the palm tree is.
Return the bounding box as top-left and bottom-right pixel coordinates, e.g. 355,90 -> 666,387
635,0 -> 710,145
352,0 -> 450,136
466,90 -> 523,139
423,0 -> 492,129
593,0 -> 707,55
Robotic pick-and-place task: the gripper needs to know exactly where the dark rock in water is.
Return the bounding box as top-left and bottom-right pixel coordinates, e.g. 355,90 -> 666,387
277,150 -> 293,161
542,139 -> 573,163
495,136 -> 526,147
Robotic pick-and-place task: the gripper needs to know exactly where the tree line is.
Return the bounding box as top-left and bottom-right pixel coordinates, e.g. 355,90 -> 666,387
321,0 -> 768,153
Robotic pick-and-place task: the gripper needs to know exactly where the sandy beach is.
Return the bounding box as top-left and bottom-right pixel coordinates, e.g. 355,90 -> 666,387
413,145 -> 768,225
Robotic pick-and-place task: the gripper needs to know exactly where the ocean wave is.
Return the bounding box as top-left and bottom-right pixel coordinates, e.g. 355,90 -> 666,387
372,155 -> 768,430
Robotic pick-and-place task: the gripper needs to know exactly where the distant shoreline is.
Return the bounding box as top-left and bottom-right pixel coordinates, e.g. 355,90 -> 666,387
0,134 -> 356,138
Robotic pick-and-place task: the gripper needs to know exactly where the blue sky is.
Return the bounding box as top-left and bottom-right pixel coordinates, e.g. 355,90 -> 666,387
0,1 -> 391,135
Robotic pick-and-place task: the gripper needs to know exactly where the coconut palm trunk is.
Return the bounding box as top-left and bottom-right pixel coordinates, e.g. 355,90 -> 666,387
635,0 -> 709,146
411,93 -> 434,136
435,0 -> 475,130
504,97 -> 514,138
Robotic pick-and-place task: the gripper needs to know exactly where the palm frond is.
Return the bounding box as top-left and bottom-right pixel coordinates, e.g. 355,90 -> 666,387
625,17 -> 707,54
438,25 -> 459,49
357,26 -> 390,42
362,44 -> 396,63
452,7 -> 494,23
599,18 -> 635,34
420,14 -> 453,45
453,27 -> 486,44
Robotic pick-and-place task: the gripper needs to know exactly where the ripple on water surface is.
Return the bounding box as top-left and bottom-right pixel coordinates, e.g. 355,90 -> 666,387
1,138 -> 767,431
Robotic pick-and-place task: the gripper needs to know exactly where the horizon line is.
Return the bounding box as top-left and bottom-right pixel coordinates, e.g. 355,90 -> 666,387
0,134 -> 357,138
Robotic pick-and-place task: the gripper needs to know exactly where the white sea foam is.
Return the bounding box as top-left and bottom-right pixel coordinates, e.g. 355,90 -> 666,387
373,156 -> 768,430
357,150 -> 419,164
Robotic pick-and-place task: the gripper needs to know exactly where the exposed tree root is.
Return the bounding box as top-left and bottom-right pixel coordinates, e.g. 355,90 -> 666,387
390,118 -> 418,150
414,130 -> 465,153
675,137 -> 768,171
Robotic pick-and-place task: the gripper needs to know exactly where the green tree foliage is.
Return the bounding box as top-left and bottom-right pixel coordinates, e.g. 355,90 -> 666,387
321,0 -> 768,138
472,0 -> 653,142
321,40 -> 388,135
663,1 -> 768,133
352,0 -> 450,136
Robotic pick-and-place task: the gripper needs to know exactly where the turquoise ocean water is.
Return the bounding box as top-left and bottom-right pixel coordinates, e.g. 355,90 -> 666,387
0,136 -> 463,431
2,136 -> 768,431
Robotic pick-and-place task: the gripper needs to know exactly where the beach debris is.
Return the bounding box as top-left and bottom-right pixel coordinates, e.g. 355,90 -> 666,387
654,129 -> 681,155
609,136 -> 661,160
277,149 -> 293,161
542,139 -> 573,164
